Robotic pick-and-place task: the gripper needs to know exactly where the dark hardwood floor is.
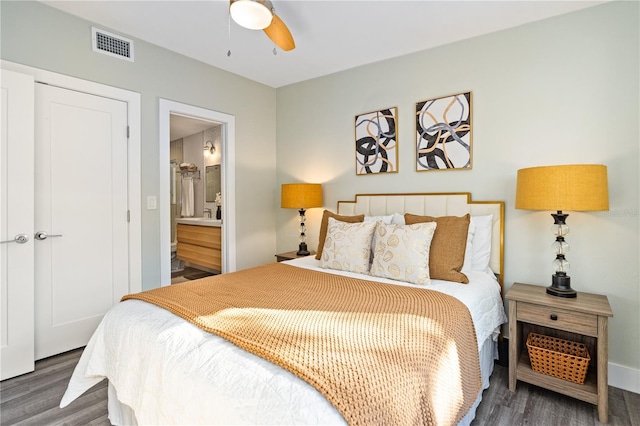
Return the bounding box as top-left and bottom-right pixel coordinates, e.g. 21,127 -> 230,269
472,366 -> 639,426
1,349 -> 109,426
1,349 -> 638,425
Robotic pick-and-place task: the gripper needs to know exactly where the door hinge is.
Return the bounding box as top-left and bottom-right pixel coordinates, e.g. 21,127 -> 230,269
127,126 -> 130,138
127,210 -> 130,222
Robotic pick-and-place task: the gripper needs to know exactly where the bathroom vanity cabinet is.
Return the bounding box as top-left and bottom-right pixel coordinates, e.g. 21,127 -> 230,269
176,223 -> 222,271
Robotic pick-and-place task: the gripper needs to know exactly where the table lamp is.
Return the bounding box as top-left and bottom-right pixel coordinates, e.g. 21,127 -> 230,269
281,183 -> 323,256
515,164 -> 609,298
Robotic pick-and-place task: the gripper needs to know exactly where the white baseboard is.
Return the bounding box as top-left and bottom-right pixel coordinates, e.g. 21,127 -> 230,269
609,362 -> 640,394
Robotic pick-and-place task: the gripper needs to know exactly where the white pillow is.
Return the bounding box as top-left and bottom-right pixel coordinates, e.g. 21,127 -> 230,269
370,222 -> 437,285
461,215 -> 494,273
391,212 -> 406,225
364,215 -> 394,224
320,217 -> 377,274
461,219 -> 476,275
471,214 -> 493,272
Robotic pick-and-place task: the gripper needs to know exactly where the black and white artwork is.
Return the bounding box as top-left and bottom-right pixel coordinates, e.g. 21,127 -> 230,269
416,92 -> 472,171
355,107 -> 398,175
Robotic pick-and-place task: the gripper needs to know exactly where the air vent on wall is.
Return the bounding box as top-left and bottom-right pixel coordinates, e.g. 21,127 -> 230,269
91,27 -> 134,62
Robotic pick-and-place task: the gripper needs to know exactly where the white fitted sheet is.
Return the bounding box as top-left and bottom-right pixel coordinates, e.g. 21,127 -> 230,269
61,259 -> 507,425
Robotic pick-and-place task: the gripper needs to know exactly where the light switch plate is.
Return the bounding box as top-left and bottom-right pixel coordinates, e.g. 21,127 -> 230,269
147,195 -> 157,210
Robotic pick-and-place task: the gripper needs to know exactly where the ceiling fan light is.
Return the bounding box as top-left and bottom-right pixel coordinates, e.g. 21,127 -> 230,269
230,0 -> 273,30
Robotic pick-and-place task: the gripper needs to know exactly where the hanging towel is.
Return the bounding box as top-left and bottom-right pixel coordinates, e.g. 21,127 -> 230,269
181,176 -> 194,217
171,166 -> 178,205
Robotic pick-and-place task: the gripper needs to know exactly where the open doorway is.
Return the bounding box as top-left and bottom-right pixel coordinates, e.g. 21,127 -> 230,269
159,100 -> 236,287
168,115 -> 221,283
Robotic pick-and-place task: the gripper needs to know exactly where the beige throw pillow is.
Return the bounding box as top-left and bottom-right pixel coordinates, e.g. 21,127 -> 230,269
370,222 -> 437,285
315,210 -> 365,260
319,218 -> 376,274
404,213 -> 470,284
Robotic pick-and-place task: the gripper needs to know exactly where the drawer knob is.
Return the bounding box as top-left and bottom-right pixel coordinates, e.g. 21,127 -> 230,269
550,314 -> 558,321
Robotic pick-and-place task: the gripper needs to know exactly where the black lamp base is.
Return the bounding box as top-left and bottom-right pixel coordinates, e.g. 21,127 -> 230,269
547,273 -> 577,298
296,242 -> 310,256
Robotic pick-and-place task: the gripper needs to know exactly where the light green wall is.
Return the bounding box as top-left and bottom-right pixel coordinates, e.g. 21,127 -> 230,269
1,1 -> 278,288
276,1 -> 639,372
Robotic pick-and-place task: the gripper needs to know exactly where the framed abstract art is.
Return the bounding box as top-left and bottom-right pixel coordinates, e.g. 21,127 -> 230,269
415,92 -> 472,171
355,107 -> 398,175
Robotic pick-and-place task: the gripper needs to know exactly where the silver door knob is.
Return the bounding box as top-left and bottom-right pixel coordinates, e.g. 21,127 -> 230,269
0,233 -> 29,244
35,231 -> 63,241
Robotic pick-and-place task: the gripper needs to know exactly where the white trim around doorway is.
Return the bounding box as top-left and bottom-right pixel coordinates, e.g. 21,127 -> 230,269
159,99 -> 236,286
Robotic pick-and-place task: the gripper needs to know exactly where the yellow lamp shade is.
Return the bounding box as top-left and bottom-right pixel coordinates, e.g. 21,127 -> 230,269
516,164 -> 609,212
281,183 -> 323,209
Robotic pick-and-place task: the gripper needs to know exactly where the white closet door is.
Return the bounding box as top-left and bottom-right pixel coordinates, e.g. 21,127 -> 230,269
0,70 -> 35,380
34,84 -> 129,360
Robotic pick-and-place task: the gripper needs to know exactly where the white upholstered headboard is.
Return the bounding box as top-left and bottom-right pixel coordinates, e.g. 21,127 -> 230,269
337,193 -> 504,287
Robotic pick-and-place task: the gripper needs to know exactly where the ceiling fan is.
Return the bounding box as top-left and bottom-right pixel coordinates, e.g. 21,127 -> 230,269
229,0 -> 295,51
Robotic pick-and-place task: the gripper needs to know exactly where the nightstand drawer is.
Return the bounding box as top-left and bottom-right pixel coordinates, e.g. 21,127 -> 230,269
517,302 -> 598,336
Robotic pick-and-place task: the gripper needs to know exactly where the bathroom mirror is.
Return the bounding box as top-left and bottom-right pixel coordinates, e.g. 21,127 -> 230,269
206,165 -> 221,203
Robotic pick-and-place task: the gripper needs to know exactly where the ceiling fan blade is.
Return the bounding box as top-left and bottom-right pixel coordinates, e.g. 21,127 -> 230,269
263,13 -> 295,51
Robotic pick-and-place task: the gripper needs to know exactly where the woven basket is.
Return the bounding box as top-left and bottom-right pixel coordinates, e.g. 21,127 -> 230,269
526,333 -> 590,384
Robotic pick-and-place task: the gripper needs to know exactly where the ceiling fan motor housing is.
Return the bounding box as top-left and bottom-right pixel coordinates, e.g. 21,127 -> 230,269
229,0 -> 274,30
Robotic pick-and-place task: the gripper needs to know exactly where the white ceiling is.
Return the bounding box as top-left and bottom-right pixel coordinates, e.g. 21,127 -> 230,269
41,0 -> 606,88
170,114 -> 219,141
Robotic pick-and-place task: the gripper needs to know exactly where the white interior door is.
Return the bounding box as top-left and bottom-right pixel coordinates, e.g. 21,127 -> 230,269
34,83 -> 129,360
0,70 -> 35,380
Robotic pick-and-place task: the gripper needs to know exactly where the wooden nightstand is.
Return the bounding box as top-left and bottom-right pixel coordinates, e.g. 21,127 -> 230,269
275,250 -> 316,262
505,282 -> 613,423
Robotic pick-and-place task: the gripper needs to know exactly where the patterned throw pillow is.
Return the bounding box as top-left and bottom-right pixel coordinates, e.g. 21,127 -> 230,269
315,210 -> 365,260
364,215 -> 394,262
404,213 -> 471,284
370,222 -> 437,285
320,218 -> 376,274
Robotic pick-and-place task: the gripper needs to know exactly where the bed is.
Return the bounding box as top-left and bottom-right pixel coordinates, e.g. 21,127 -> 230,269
61,193 -> 507,425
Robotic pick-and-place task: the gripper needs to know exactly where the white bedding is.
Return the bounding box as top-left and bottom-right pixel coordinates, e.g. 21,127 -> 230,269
61,257 -> 507,425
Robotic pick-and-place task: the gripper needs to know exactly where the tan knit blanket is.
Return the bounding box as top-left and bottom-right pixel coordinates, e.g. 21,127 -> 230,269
122,263 -> 481,425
